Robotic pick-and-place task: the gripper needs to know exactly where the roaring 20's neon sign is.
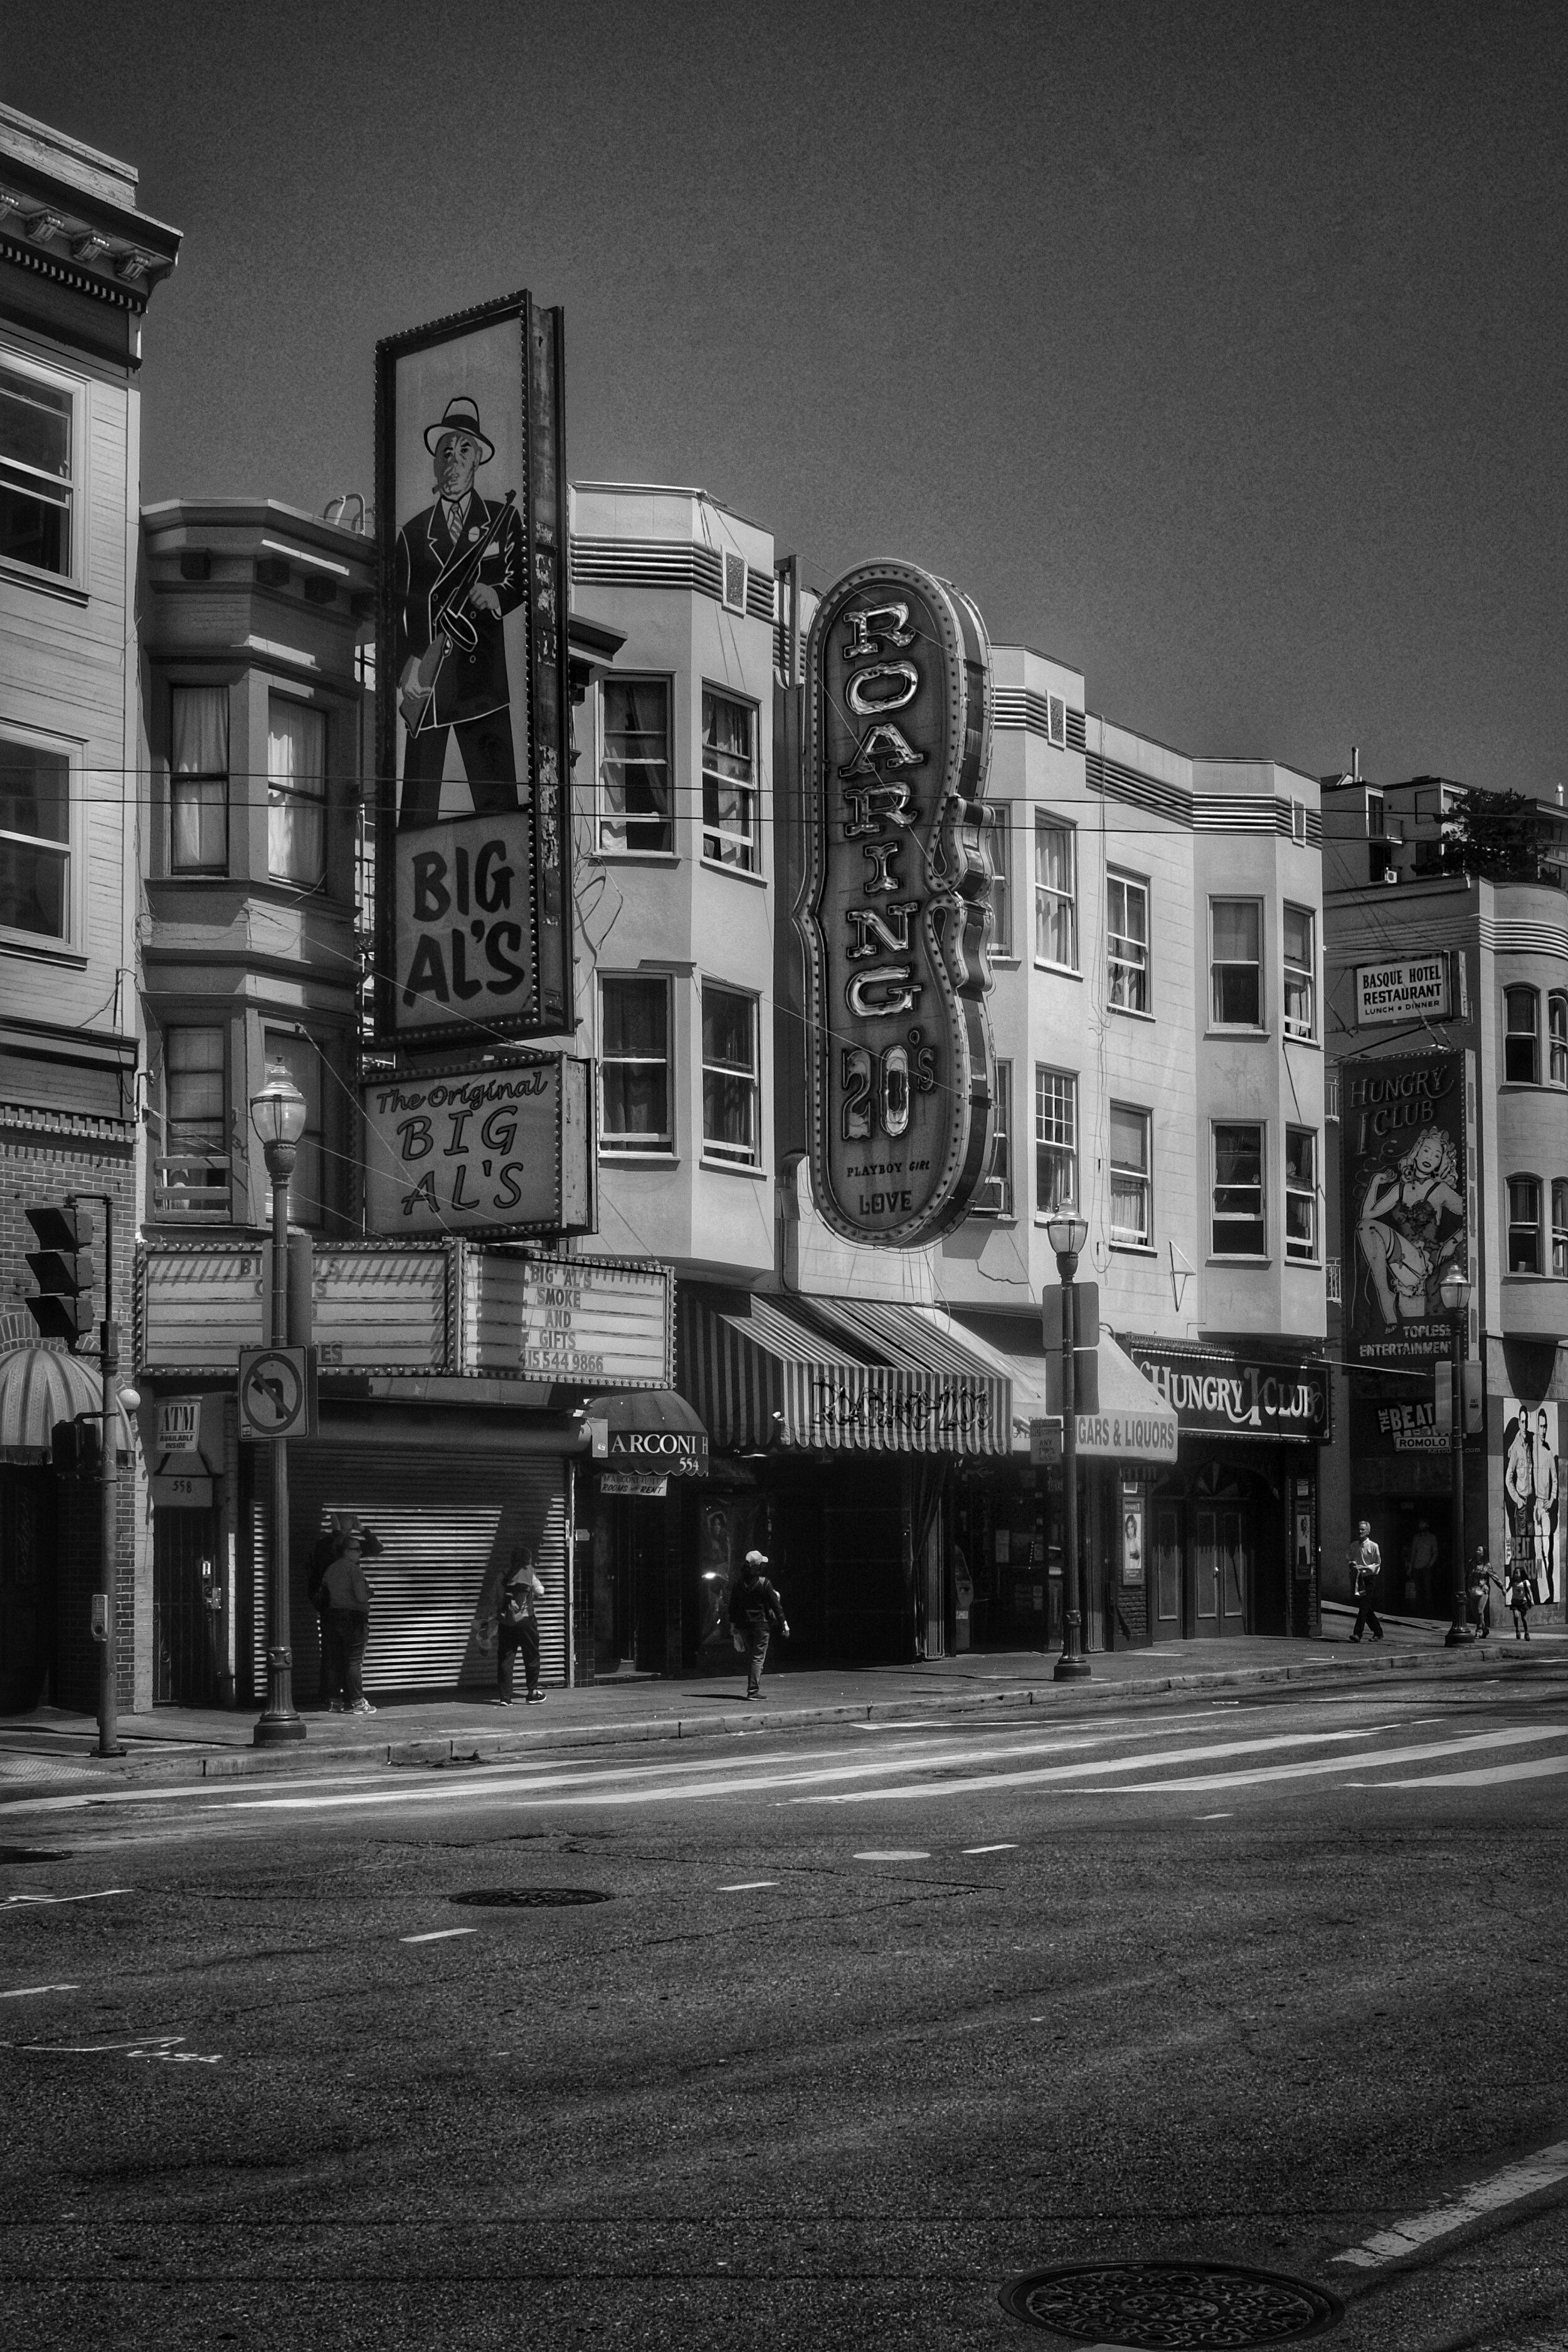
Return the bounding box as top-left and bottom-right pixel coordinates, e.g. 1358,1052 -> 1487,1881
797,561 -> 997,1248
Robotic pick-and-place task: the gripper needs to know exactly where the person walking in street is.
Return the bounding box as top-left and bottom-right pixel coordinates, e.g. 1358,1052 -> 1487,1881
1348,1520 -> 1384,1642
320,1527 -> 380,1715
1506,1554 -> 1534,1640
495,1545 -> 546,1704
729,1549 -> 788,1699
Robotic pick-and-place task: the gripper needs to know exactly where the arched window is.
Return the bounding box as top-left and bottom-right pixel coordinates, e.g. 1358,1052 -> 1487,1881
1505,987 -> 1540,1083
1508,1176 -> 1542,1273
1550,993 -> 1568,1087
1554,1180 -> 1568,1278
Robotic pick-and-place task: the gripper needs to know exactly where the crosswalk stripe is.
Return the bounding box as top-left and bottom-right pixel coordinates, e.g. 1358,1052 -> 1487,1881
797,1722 -> 1567,1806
1332,2139 -> 1568,2267
1369,1754 -> 1568,1791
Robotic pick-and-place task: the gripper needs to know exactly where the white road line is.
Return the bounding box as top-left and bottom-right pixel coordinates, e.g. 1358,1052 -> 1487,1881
963,1844 -> 1017,1854
855,1850 -> 931,1862
1197,1813 -> 1233,1821
0,1983 -> 78,1998
718,1881 -> 778,1893
795,1724 -> 1407,1806
1371,1754 -> 1568,1790
400,1927 -> 477,1944
1,1888 -> 131,1908
1331,2139 -> 1568,2267
1065,1725 -> 1568,1796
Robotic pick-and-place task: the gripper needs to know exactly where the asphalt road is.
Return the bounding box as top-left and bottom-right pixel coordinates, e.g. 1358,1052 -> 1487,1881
3,1659 -> 1565,2352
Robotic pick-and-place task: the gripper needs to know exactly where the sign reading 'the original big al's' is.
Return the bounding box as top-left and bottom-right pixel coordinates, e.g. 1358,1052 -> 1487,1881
797,562 -> 997,1248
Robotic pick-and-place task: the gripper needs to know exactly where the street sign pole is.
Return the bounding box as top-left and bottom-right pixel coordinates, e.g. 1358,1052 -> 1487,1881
255,1155 -> 305,1747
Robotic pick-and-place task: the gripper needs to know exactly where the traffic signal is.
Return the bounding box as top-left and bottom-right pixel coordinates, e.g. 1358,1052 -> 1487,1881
50,1417 -> 102,1478
24,1203 -> 98,1345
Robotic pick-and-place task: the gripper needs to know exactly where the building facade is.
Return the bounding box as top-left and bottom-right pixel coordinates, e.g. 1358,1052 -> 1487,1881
0,106 -> 178,1710
1322,773 -> 1568,1626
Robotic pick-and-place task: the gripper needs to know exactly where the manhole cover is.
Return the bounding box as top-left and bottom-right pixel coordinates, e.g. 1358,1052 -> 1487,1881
450,1888 -> 612,1909
0,1846 -> 73,1865
1000,2260 -> 1342,2346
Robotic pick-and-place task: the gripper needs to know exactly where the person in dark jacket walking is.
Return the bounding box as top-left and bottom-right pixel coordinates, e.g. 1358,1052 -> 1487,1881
320,1528 -> 380,1715
729,1549 -> 788,1700
495,1545 -> 546,1704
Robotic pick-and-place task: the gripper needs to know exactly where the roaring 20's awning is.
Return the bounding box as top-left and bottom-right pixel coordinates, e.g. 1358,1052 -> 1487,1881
679,1290 -> 1009,1456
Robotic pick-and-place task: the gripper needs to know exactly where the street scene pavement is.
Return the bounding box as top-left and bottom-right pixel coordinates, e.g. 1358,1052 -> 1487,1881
3,1646 -> 1564,2351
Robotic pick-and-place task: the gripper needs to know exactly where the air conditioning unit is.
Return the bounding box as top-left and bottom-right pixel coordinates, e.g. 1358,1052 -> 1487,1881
1048,695 -> 1066,749
722,550 -> 748,614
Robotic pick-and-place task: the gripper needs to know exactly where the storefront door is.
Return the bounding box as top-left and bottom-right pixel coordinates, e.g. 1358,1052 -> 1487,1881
1153,1502 -> 1184,1639
1195,1506 -> 1248,1635
153,1508 -> 221,1705
0,1470 -> 51,1712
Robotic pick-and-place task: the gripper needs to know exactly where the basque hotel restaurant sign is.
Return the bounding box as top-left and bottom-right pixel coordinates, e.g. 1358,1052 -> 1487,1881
1355,953 -> 1453,1027
797,561 -> 997,1248
361,1054 -> 593,1238
375,290 -> 571,1046
1342,1049 -> 1474,1368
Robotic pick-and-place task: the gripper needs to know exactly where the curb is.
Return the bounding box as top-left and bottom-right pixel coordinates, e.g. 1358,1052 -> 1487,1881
2,1636 -> 1544,1800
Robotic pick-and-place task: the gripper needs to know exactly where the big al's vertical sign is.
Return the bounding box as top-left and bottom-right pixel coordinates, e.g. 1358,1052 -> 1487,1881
797,563 -> 996,1247
1342,1048 -> 1475,1366
374,291 -> 571,1046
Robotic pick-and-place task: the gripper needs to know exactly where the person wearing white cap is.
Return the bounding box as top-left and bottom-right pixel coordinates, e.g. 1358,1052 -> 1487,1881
728,1549 -> 788,1700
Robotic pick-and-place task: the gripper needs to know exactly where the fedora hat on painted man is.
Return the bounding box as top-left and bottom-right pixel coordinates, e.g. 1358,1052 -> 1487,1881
423,395 -> 495,462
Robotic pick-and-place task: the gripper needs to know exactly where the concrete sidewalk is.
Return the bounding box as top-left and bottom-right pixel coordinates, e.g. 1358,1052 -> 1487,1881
1,1617 -> 1555,1796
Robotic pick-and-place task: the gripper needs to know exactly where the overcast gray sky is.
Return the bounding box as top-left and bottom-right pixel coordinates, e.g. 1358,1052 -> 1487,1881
9,0 -> 1565,794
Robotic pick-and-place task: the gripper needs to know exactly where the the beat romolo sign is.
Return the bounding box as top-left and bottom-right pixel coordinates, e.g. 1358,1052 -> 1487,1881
797,561 -> 997,1248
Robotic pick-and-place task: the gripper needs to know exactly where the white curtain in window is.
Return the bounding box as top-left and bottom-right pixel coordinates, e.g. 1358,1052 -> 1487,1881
268,700 -> 326,884
171,686 -> 228,776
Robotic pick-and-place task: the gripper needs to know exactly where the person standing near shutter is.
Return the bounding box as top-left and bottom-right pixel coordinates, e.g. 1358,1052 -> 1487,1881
321,1529 -> 381,1715
495,1545 -> 546,1705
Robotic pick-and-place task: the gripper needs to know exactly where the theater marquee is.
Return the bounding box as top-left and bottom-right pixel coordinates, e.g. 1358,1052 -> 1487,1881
374,290 -> 571,1047
797,561 -> 997,1248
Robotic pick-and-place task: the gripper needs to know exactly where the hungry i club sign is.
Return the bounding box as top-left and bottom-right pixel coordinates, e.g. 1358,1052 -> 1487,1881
797,562 -> 997,1248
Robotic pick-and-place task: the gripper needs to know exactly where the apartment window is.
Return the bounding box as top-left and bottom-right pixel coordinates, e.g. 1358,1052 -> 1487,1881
1550,993 -> 1568,1086
159,1027 -> 229,1219
170,686 -> 229,874
1283,904 -> 1316,1039
975,1059 -> 1013,1215
1508,1176 -> 1542,1274
600,976 -> 670,1153
701,984 -> 759,1167
1106,871 -> 1148,1013
989,810 -> 1012,955
264,1030 -> 325,1227
1109,1103 -> 1151,1246
267,697 -> 326,886
0,357 -> 74,577
1210,901 -> 1263,1027
1554,1180 -> 1568,1278
1504,987 -> 1540,1083
0,733 -> 70,941
1034,817 -> 1077,969
701,689 -> 756,872
1034,1066 -> 1078,1214
1285,1127 -> 1318,1261
1212,1123 -> 1266,1257
600,678 -> 672,853
1367,792 -> 1385,839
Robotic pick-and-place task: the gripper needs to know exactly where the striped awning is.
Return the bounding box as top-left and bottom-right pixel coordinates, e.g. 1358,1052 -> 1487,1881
0,1345 -> 132,1464
679,1290 -> 1009,1456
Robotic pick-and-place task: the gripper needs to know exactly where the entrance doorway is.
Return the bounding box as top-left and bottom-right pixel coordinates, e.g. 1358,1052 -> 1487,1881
153,1509 -> 221,1705
1194,1505 -> 1248,1636
0,1470 -> 52,1712
1153,1501 -> 1184,1638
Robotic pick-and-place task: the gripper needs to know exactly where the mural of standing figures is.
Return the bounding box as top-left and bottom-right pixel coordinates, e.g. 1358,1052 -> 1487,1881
1503,1399 -> 1561,1605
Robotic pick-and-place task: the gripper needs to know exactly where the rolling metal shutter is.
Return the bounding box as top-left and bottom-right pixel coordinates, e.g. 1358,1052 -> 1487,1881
248,1447 -> 569,1700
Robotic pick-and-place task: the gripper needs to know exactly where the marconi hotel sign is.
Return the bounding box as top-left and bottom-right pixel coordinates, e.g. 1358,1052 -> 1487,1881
797,561 -> 997,1247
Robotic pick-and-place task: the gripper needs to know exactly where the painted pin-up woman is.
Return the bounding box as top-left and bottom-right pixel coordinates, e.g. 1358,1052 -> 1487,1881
1355,1125 -> 1465,1328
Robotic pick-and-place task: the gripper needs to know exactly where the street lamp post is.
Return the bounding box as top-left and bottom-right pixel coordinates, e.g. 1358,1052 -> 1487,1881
1439,1264 -> 1473,1648
1046,1212 -> 1091,1682
251,1059 -> 309,1746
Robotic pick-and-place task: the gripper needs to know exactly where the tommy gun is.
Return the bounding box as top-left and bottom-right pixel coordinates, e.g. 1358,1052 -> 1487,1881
398,487 -> 517,734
